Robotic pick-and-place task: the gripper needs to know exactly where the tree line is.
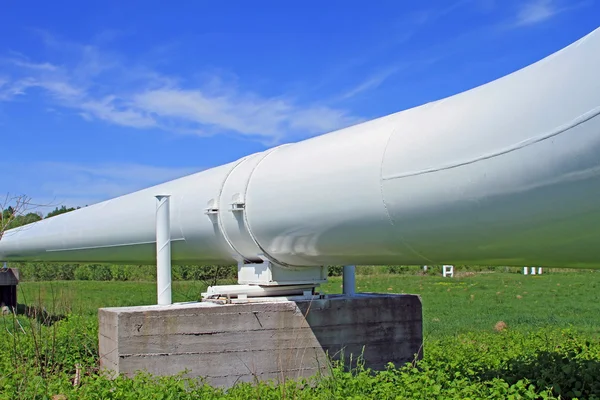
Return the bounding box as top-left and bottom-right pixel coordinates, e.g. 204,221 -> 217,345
12,262 -> 238,283
1,204 -> 79,232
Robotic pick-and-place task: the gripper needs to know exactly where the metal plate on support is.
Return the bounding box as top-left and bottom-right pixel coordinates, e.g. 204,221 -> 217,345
237,260 -> 327,286
201,284 -> 318,299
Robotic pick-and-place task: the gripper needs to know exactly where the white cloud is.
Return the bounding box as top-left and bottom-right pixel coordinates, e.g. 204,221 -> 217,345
513,0 -> 590,26
7,59 -> 58,71
133,88 -> 361,141
516,0 -> 557,25
0,35 -> 362,143
80,96 -> 156,128
35,79 -> 84,100
0,77 -> 32,100
0,76 -> 83,102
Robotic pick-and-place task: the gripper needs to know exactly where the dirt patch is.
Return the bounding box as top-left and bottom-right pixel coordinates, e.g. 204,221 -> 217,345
494,321 -> 508,331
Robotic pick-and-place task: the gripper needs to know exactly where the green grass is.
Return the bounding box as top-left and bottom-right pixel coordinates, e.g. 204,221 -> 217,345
5,271 -> 600,399
18,280 -> 211,315
323,271 -> 600,338
19,271 -> 600,338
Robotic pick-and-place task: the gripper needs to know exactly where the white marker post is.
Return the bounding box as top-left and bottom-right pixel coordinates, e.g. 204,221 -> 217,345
343,265 -> 356,296
523,267 -> 529,275
443,265 -> 454,278
156,195 -> 172,305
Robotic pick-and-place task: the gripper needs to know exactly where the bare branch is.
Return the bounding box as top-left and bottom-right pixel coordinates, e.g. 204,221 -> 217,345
0,194 -> 32,240
0,193 -> 59,241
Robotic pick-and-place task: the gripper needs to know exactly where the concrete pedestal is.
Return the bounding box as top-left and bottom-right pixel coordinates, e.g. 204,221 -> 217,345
0,268 -> 19,313
99,293 -> 422,388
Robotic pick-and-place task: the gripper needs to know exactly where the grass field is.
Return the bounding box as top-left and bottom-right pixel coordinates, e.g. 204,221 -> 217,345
18,270 -> 600,338
3,270 -> 600,399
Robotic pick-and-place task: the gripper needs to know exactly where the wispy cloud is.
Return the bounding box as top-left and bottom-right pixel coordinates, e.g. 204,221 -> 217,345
2,161 -> 201,211
79,96 -> 157,128
513,0 -> 590,27
39,161 -> 199,196
0,33 -> 362,144
0,78 -> 11,100
515,0 -> 557,25
409,0 -> 474,26
132,87 -> 361,142
338,67 -> 401,100
4,58 -> 58,71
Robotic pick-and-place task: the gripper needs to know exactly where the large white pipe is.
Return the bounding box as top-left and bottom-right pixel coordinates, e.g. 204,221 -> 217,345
156,195 -> 172,305
1,28 -> 600,269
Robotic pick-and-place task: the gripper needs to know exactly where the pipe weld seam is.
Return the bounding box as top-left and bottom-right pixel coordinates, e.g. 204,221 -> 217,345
382,105 -> 600,181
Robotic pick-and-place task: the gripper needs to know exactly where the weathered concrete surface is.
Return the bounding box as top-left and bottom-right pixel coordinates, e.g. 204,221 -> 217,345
99,293 -> 422,388
0,268 -> 19,311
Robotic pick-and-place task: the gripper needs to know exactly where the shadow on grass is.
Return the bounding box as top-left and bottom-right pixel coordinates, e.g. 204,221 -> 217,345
11,303 -> 66,326
479,351 -> 600,399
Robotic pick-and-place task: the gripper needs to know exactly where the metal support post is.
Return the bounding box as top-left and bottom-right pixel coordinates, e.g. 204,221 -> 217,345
343,265 -> 356,296
156,195 -> 172,305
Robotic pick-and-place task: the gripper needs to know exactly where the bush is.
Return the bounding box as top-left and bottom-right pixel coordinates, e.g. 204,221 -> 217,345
12,263 -> 237,283
89,265 -> 112,281
386,265 -> 410,274
126,265 -> 157,281
109,265 -> 130,281
74,265 -> 93,280
328,265 -> 343,276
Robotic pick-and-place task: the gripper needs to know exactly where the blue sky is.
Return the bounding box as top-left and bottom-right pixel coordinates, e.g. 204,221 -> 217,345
1,0 -> 598,212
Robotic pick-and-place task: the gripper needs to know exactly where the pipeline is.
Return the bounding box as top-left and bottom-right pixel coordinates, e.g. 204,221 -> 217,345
1,27 -> 600,269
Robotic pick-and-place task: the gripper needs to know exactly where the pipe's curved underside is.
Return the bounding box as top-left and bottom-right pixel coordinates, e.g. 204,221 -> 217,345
2,27 -> 600,268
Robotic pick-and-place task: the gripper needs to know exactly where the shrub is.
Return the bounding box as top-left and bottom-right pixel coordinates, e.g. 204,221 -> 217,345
386,265 -> 410,274
74,265 -> 93,280
328,265 -> 343,276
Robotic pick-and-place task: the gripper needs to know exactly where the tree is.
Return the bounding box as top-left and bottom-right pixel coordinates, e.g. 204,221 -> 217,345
0,194 -> 36,241
1,194 -> 80,242
46,205 -> 78,219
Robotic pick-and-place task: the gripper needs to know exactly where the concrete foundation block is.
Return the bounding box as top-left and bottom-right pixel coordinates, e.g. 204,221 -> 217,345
98,293 -> 422,388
